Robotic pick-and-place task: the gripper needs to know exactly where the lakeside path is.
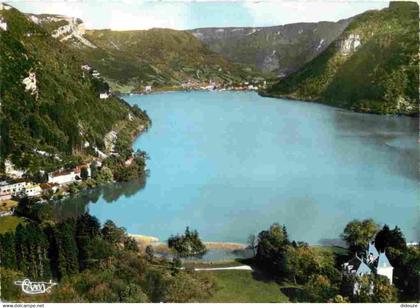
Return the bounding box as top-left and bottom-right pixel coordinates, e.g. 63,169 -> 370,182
128,233 -> 248,252
194,265 -> 253,271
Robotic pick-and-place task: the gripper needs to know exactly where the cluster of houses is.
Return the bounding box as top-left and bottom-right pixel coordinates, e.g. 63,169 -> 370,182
180,80 -> 265,92
0,164 -> 91,202
81,64 -> 110,99
342,242 -> 394,294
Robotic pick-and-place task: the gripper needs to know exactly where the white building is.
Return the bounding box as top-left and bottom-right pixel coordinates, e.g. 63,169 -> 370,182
376,252 -> 393,285
81,64 -> 91,71
48,169 -> 80,185
144,85 -> 152,93
22,184 -> 43,197
0,180 -> 31,197
0,17 -> 7,31
22,71 -> 37,95
99,92 -> 109,99
0,191 -> 11,201
92,70 -> 100,78
343,242 -> 394,294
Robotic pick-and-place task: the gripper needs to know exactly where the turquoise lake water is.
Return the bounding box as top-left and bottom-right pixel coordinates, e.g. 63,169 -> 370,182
61,91 -> 419,245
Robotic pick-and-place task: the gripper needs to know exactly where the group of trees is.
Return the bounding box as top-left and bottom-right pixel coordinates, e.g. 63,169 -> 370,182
104,150 -> 149,183
253,219 -> 419,303
254,223 -> 342,302
168,227 -> 207,257
0,213 -> 214,302
0,213 -> 125,280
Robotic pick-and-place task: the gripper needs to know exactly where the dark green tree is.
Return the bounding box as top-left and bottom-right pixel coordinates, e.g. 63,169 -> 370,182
143,270 -> 168,302
256,223 -> 290,278
375,225 -> 406,252
76,213 -> 101,270
55,220 -> 79,279
341,219 -> 379,255
0,232 -> 17,269
80,167 -> 89,180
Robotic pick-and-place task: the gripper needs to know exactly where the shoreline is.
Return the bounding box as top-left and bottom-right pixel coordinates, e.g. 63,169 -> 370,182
258,90 -> 420,118
128,233 -> 248,252
118,87 -> 260,98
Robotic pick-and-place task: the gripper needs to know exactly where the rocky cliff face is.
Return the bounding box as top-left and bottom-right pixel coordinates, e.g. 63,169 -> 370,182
264,2 -> 419,115
189,19 -> 351,75
336,33 -> 361,55
25,13 -> 96,48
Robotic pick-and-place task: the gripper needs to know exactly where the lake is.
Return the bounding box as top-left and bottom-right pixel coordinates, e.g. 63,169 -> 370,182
59,91 -> 419,245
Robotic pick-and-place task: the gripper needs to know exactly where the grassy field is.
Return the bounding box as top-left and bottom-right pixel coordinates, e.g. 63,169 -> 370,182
0,216 -> 26,234
200,270 -> 289,303
0,199 -> 18,212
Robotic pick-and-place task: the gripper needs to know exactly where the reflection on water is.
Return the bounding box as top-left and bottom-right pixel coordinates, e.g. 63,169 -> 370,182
332,110 -> 419,181
54,177 -> 146,222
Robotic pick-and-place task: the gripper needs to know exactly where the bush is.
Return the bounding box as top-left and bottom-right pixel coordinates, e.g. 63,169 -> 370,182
168,227 -> 207,257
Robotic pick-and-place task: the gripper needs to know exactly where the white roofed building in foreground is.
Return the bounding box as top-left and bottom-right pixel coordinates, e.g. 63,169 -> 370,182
342,241 -> 394,294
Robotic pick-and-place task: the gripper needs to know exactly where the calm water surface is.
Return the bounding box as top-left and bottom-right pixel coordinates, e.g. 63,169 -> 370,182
61,91 -> 419,245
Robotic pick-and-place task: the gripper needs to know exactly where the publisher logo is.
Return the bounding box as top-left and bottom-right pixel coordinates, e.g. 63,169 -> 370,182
14,279 -> 57,295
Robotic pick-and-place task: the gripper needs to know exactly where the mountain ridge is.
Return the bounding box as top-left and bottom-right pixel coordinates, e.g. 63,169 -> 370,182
24,13 -> 264,92
263,1 -> 419,115
189,18 -> 352,75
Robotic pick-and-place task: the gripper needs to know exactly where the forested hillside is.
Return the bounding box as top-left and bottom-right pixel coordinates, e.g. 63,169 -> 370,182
81,29 -> 262,92
0,5 -> 150,174
26,13 -> 263,93
0,207 -> 214,302
263,2 -> 419,115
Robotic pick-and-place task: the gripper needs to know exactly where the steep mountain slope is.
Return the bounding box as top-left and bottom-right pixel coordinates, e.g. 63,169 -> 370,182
27,13 -> 263,92
0,4 -> 150,173
263,2 -> 419,115
189,19 -> 351,75
81,29 -> 263,91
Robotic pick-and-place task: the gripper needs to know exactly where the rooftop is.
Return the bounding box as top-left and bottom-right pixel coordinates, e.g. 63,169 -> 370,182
377,252 -> 392,268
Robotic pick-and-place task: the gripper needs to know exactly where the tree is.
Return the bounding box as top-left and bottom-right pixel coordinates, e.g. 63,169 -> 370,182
247,234 -> 258,257
352,274 -> 398,303
0,232 -> 17,269
330,295 -> 350,303
170,256 -> 182,275
145,245 -> 154,262
168,227 -> 207,257
394,246 -> 420,301
0,268 -> 24,302
285,244 -> 320,284
256,223 -> 290,278
76,213 -> 101,270
101,220 -> 125,244
143,270 -> 169,302
90,163 -> 98,179
303,274 -> 338,302
80,167 -> 89,180
375,225 -> 406,252
33,170 -> 49,183
55,220 -> 79,279
166,271 -> 214,302
341,219 -> 379,254
95,166 -> 114,184
124,236 -> 139,252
